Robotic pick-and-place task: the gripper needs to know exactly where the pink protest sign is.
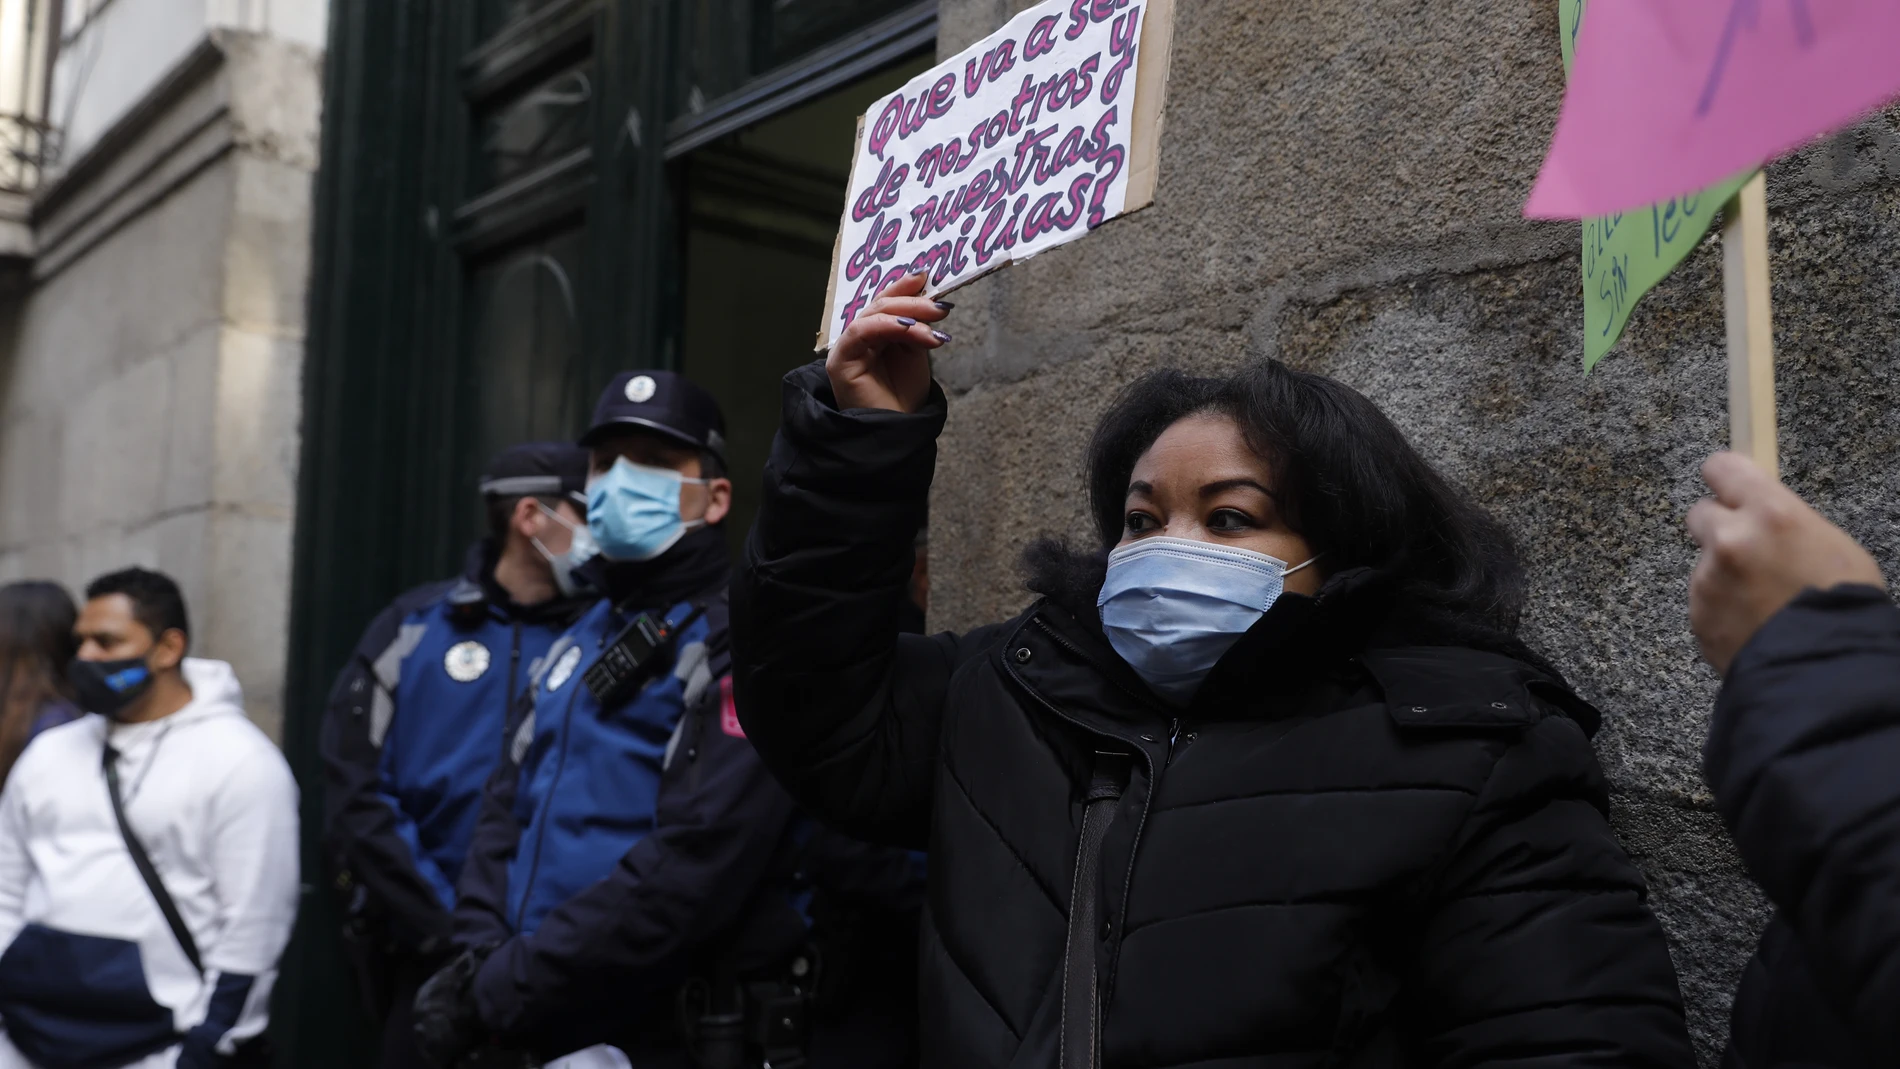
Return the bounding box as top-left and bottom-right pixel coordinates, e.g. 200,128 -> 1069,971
1527,0 -> 1900,220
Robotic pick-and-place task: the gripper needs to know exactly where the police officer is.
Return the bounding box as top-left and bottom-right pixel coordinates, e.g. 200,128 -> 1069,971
412,372 -> 922,1069
321,442 -> 598,1068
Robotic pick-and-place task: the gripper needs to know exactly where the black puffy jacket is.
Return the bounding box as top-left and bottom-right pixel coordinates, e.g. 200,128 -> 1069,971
732,362 -> 1696,1069
1707,585 -> 1900,1069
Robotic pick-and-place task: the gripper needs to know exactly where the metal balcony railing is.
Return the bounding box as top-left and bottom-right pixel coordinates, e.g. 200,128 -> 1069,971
0,111 -> 56,194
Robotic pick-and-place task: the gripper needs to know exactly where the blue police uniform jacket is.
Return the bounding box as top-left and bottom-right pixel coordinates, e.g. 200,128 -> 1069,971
449,526 -> 928,1061
449,578 -> 837,1055
504,597 -> 714,933
320,544 -> 586,950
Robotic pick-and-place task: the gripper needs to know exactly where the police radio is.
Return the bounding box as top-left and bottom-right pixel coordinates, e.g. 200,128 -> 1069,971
582,605 -> 705,707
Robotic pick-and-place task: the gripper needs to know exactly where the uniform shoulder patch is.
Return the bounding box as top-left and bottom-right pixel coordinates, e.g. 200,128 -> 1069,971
719,676 -> 745,738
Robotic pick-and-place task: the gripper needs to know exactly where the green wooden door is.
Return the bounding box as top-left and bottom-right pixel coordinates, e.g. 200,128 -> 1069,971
280,2 -> 674,1063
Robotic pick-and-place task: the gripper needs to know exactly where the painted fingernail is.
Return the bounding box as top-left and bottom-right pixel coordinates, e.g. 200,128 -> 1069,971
896,316 -> 917,327
934,301 -> 955,311
932,330 -> 952,343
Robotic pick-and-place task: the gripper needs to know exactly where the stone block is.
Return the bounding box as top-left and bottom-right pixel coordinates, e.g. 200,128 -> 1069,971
53,507 -> 194,599
0,404 -> 64,549
160,322 -> 225,515
216,30 -> 325,172
211,326 -> 302,513
223,153 -> 316,336
55,352 -> 174,536
1612,799 -> 1769,1060
15,159 -> 234,397
200,507 -> 293,740
929,0 -> 1584,393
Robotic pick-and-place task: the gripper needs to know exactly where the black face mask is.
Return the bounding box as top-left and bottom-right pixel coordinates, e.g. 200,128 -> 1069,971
68,656 -> 156,720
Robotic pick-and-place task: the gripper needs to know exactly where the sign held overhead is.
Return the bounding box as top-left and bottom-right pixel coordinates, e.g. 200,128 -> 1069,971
817,0 -> 1176,350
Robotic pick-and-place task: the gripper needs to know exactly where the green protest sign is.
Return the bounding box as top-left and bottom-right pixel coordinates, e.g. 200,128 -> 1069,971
1560,0 -> 1753,371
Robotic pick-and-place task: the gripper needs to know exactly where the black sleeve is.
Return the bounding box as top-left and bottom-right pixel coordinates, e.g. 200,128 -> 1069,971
318,600 -> 455,951
452,684 -> 533,951
468,674 -> 797,1046
730,361 -> 1000,849
1704,584 -> 1900,1064
1401,714 -> 1696,1068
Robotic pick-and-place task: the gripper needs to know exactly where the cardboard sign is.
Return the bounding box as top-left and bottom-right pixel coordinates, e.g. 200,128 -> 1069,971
1561,0 -> 1753,370
816,0 -> 1175,349
1529,0 -> 1900,219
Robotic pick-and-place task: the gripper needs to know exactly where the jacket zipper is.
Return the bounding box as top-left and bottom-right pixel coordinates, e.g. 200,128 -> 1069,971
1016,616 -> 1165,1026
512,676 -> 583,932
505,621 -> 522,719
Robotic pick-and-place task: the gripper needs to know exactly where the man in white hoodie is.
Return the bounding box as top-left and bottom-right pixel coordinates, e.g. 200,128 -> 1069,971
0,567 -> 299,1069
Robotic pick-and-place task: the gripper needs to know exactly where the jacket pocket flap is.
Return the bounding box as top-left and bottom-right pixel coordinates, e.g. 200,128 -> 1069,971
1362,647 -> 1540,732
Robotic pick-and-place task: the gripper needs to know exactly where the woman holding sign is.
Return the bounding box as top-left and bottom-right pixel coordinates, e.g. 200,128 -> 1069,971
731,273 -> 1695,1069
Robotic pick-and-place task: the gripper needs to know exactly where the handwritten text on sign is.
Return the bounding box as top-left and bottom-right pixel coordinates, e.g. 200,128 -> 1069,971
1562,0 -> 1751,370
823,0 -> 1147,347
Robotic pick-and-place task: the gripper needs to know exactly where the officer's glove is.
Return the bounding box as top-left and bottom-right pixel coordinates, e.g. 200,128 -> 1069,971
414,947 -> 494,1069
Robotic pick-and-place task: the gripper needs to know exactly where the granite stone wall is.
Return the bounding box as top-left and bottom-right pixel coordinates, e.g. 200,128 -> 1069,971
923,0 -> 1900,1059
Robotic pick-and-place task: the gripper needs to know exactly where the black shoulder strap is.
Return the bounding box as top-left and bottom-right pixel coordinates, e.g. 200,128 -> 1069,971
1059,751 -> 1129,1069
102,744 -> 204,976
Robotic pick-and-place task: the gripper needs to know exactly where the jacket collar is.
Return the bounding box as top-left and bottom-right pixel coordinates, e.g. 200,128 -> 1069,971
452,539 -> 593,627
577,525 -> 732,613
1009,598 -> 1173,739
1189,567 -> 1399,714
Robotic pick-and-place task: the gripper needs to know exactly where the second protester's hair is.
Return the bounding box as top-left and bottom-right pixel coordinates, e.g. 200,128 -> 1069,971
0,580 -> 78,706
1083,360 -> 1526,632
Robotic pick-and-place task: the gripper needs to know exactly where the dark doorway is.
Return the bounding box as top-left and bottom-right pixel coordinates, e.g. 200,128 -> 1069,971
676,56 -> 930,546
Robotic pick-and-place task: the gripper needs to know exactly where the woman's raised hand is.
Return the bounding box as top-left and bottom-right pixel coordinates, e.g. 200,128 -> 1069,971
825,271 -> 951,413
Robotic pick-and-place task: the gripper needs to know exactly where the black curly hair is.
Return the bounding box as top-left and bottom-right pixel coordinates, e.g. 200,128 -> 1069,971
1054,359 -> 1526,634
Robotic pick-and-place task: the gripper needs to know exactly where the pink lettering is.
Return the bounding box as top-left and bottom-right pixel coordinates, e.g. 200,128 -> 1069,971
1024,15 -> 1061,60
1103,7 -> 1140,102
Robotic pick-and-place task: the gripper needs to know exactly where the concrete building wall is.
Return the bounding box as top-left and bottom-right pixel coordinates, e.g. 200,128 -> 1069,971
925,0 -> 1900,1061
53,0 -> 327,162
0,18 -> 326,738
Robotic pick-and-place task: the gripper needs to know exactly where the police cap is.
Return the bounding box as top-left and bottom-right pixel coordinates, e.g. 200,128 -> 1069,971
478,442 -> 589,502
579,371 -> 726,463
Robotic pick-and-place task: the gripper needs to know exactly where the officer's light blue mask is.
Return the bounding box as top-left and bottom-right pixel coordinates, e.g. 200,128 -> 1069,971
533,502 -> 600,597
586,456 -> 708,562
1097,536 -> 1319,705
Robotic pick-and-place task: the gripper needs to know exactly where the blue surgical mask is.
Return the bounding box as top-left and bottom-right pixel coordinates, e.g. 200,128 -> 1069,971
586,456 -> 707,562
532,502 -> 600,597
1096,536 -> 1319,705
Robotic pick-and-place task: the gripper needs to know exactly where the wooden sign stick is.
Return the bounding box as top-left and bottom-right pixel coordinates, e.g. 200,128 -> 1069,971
1722,172 -> 1779,478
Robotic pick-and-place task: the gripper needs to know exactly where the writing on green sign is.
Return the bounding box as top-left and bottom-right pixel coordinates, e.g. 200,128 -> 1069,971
1561,0 -> 1753,371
